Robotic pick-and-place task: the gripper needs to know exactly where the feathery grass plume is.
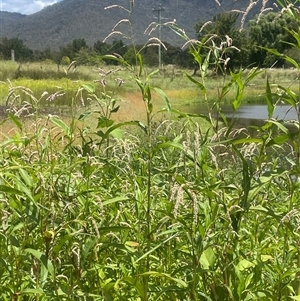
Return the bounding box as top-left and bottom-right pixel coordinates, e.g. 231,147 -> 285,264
46,91 -> 65,102
181,39 -> 200,50
1,209 -> 9,230
257,0 -> 273,22
106,232 -> 121,242
115,77 -> 125,86
240,1 -> 258,30
231,9 -> 246,14
229,45 -> 241,52
103,31 -> 124,43
171,183 -> 184,219
147,37 -> 167,50
280,3 -> 299,20
258,8 -> 275,23
112,19 -> 131,31
153,119 -> 172,136
225,35 -> 233,47
104,4 -> 130,13
260,0 -> 270,13
144,22 -> 157,35
120,221 -> 132,228
214,0 -> 221,6
155,216 -> 171,235
137,37 -> 168,54
145,19 -> 176,37
203,34 -> 218,45
63,60 -> 77,75
72,243 -> 81,270
91,217 -> 100,238
145,43 -> 162,48
270,8 -> 287,25
224,57 -> 231,70
163,19 -> 177,26
279,209 -> 299,227
112,53 -> 123,60
199,20 -> 213,33
94,195 -> 104,213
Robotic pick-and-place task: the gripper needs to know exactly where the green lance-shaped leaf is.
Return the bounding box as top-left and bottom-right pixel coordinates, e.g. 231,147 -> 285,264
153,87 -> 171,111
249,205 -> 282,220
266,77 -> 274,119
0,185 -> 23,195
123,276 -> 146,299
19,168 -> 34,187
231,70 -> 244,111
25,248 -> 54,279
21,289 -> 45,295
200,247 -> 216,270
236,259 -> 255,271
276,85 -> 297,107
140,271 -> 188,288
50,116 -> 70,137
102,54 -> 130,67
232,137 -> 263,145
96,120 -> 147,139
8,113 -> 23,131
244,67 -> 264,85
147,68 -> 159,80
97,116 -> 114,129
102,195 -> 129,206
185,73 -> 206,93
137,53 -> 143,78
266,134 -> 291,147
81,83 -> 95,93
264,47 -> 299,69
201,48 -> 211,77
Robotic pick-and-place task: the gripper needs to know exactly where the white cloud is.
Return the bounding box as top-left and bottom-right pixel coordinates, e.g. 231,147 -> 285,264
0,0 -> 62,15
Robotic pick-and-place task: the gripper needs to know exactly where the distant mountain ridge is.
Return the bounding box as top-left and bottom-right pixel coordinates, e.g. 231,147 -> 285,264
0,0 -> 275,51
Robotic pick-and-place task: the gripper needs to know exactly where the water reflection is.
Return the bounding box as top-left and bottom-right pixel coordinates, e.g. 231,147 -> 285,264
180,104 -> 298,121
221,104 -> 298,121
179,103 -> 299,129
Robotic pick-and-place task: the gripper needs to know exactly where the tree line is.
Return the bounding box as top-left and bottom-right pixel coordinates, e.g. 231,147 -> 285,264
0,10 -> 298,70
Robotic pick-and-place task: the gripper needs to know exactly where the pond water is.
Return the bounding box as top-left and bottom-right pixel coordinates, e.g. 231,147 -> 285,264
179,103 -> 299,129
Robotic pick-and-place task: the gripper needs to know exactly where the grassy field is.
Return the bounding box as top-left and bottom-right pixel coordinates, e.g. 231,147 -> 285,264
1,60 -> 299,114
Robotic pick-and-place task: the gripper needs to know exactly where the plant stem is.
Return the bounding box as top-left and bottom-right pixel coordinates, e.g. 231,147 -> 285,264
145,106 -> 152,301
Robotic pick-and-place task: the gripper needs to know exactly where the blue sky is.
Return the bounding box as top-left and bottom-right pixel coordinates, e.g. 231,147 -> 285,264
0,0 -> 62,15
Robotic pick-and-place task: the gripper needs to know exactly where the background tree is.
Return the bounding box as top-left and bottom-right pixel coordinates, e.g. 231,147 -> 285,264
195,12 -> 249,70
0,37 -> 33,61
139,46 -> 158,67
161,42 -> 183,65
248,11 -> 297,67
102,39 -> 127,65
123,46 -> 138,65
59,38 -> 88,62
94,41 -> 110,55
72,38 -> 87,53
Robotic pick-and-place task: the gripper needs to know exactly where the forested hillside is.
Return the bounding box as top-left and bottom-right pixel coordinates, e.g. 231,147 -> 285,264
0,0 -> 276,50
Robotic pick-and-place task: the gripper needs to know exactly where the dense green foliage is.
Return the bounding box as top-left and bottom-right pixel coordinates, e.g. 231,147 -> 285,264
2,1 -> 300,300
248,11 -> 298,67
